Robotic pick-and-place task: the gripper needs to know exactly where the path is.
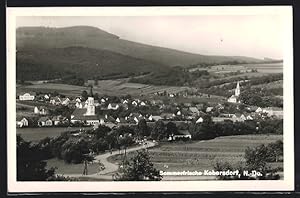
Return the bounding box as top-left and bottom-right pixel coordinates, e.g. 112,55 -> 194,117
62,141 -> 157,180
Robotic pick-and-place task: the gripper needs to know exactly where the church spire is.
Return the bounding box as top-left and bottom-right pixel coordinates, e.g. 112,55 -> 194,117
89,85 -> 93,97
235,81 -> 240,97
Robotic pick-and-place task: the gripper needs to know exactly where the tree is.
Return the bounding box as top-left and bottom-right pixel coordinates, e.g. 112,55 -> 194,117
17,135 -> 56,181
151,120 -> 166,140
136,119 -> 150,138
244,144 -> 279,179
166,122 -> 178,137
113,150 -> 162,181
81,90 -> 88,101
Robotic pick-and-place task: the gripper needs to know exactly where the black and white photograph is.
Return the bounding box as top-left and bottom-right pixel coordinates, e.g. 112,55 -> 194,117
6,6 -> 294,192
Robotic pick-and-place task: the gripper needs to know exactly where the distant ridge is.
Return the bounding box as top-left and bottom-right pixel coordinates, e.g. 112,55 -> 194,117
17,26 -> 264,68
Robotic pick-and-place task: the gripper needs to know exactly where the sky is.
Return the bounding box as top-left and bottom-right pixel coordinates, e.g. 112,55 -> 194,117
17,15 -> 284,59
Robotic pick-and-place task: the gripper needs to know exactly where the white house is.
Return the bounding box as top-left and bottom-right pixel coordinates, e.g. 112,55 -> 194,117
107,103 -> 120,110
132,101 -> 138,106
44,94 -> 50,100
16,118 -> 29,128
227,95 -> 239,103
19,93 -> 35,101
206,107 -> 214,113
196,117 -> 204,123
140,101 -> 146,106
34,106 -> 40,114
255,107 -> 263,113
170,130 -> 192,140
61,98 -> 70,106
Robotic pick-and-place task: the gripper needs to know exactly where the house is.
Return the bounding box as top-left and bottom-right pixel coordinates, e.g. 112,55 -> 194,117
196,117 -> 204,123
216,103 -> 225,110
16,117 -> 29,128
227,95 -> 239,103
132,101 -> 138,106
61,98 -> 70,106
140,101 -> 146,106
176,110 -> 182,116
38,117 -> 53,127
170,130 -> 192,141
122,99 -> 129,104
19,93 -> 35,101
116,117 -> 127,125
189,107 -> 200,116
206,107 -> 214,113
44,94 -> 50,100
75,97 -> 82,103
160,113 -> 174,120
149,115 -> 163,121
94,100 -> 100,107
52,115 -> 68,126
255,107 -> 263,113
76,102 -> 84,109
34,106 -> 48,115
49,97 -> 61,105
107,103 -> 120,110
34,106 -> 40,114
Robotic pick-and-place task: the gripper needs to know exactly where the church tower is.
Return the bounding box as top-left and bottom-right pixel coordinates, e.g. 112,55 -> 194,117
235,81 -> 240,97
85,97 -> 95,116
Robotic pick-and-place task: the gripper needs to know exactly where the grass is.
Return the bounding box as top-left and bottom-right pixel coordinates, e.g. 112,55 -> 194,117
17,127 -> 91,142
46,158 -> 99,175
108,134 -> 283,172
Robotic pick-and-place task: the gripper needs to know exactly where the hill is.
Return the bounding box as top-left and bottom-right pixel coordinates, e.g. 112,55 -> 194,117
16,46 -> 170,81
17,26 -> 263,68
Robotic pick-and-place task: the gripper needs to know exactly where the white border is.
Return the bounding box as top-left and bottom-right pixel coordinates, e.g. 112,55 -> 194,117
7,6 -> 294,192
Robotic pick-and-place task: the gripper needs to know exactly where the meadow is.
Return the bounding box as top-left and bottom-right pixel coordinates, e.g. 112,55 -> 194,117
108,134 -> 283,173
17,127 -> 92,142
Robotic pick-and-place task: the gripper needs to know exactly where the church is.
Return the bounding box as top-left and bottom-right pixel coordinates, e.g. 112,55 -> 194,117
70,87 -> 101,125
227,81 -> 241,103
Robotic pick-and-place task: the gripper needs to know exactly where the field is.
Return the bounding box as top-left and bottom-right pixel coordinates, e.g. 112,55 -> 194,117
17,79 -> 192,97
242,63 -> 283,73
190,63 -> 283,75
17,127 -> 92,142
108,134 -> 283,173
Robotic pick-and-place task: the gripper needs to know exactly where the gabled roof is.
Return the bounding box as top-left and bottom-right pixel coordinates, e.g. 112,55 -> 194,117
38,117 -> 51,122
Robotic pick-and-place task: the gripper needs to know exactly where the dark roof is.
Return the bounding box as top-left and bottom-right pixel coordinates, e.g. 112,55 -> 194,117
71,108 -> 99,121
174,130 -> 191,136
38,117 -> 51,122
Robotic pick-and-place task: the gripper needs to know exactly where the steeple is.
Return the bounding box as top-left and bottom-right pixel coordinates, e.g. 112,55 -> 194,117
89,85 -> 93,97
235,81 -> 240,97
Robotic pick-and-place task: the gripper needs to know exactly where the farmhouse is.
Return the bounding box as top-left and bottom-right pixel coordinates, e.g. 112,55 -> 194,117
16,117 -> 29,128
19,92 -> 35,101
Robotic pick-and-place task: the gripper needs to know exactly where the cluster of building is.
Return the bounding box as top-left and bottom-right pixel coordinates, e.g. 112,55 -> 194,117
16,82 -> 283,132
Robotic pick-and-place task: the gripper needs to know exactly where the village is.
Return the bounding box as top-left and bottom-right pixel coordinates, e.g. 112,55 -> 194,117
16,81 -> 283,141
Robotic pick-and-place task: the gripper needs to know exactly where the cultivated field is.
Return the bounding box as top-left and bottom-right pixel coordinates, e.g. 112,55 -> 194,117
108,134 -> 283,173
